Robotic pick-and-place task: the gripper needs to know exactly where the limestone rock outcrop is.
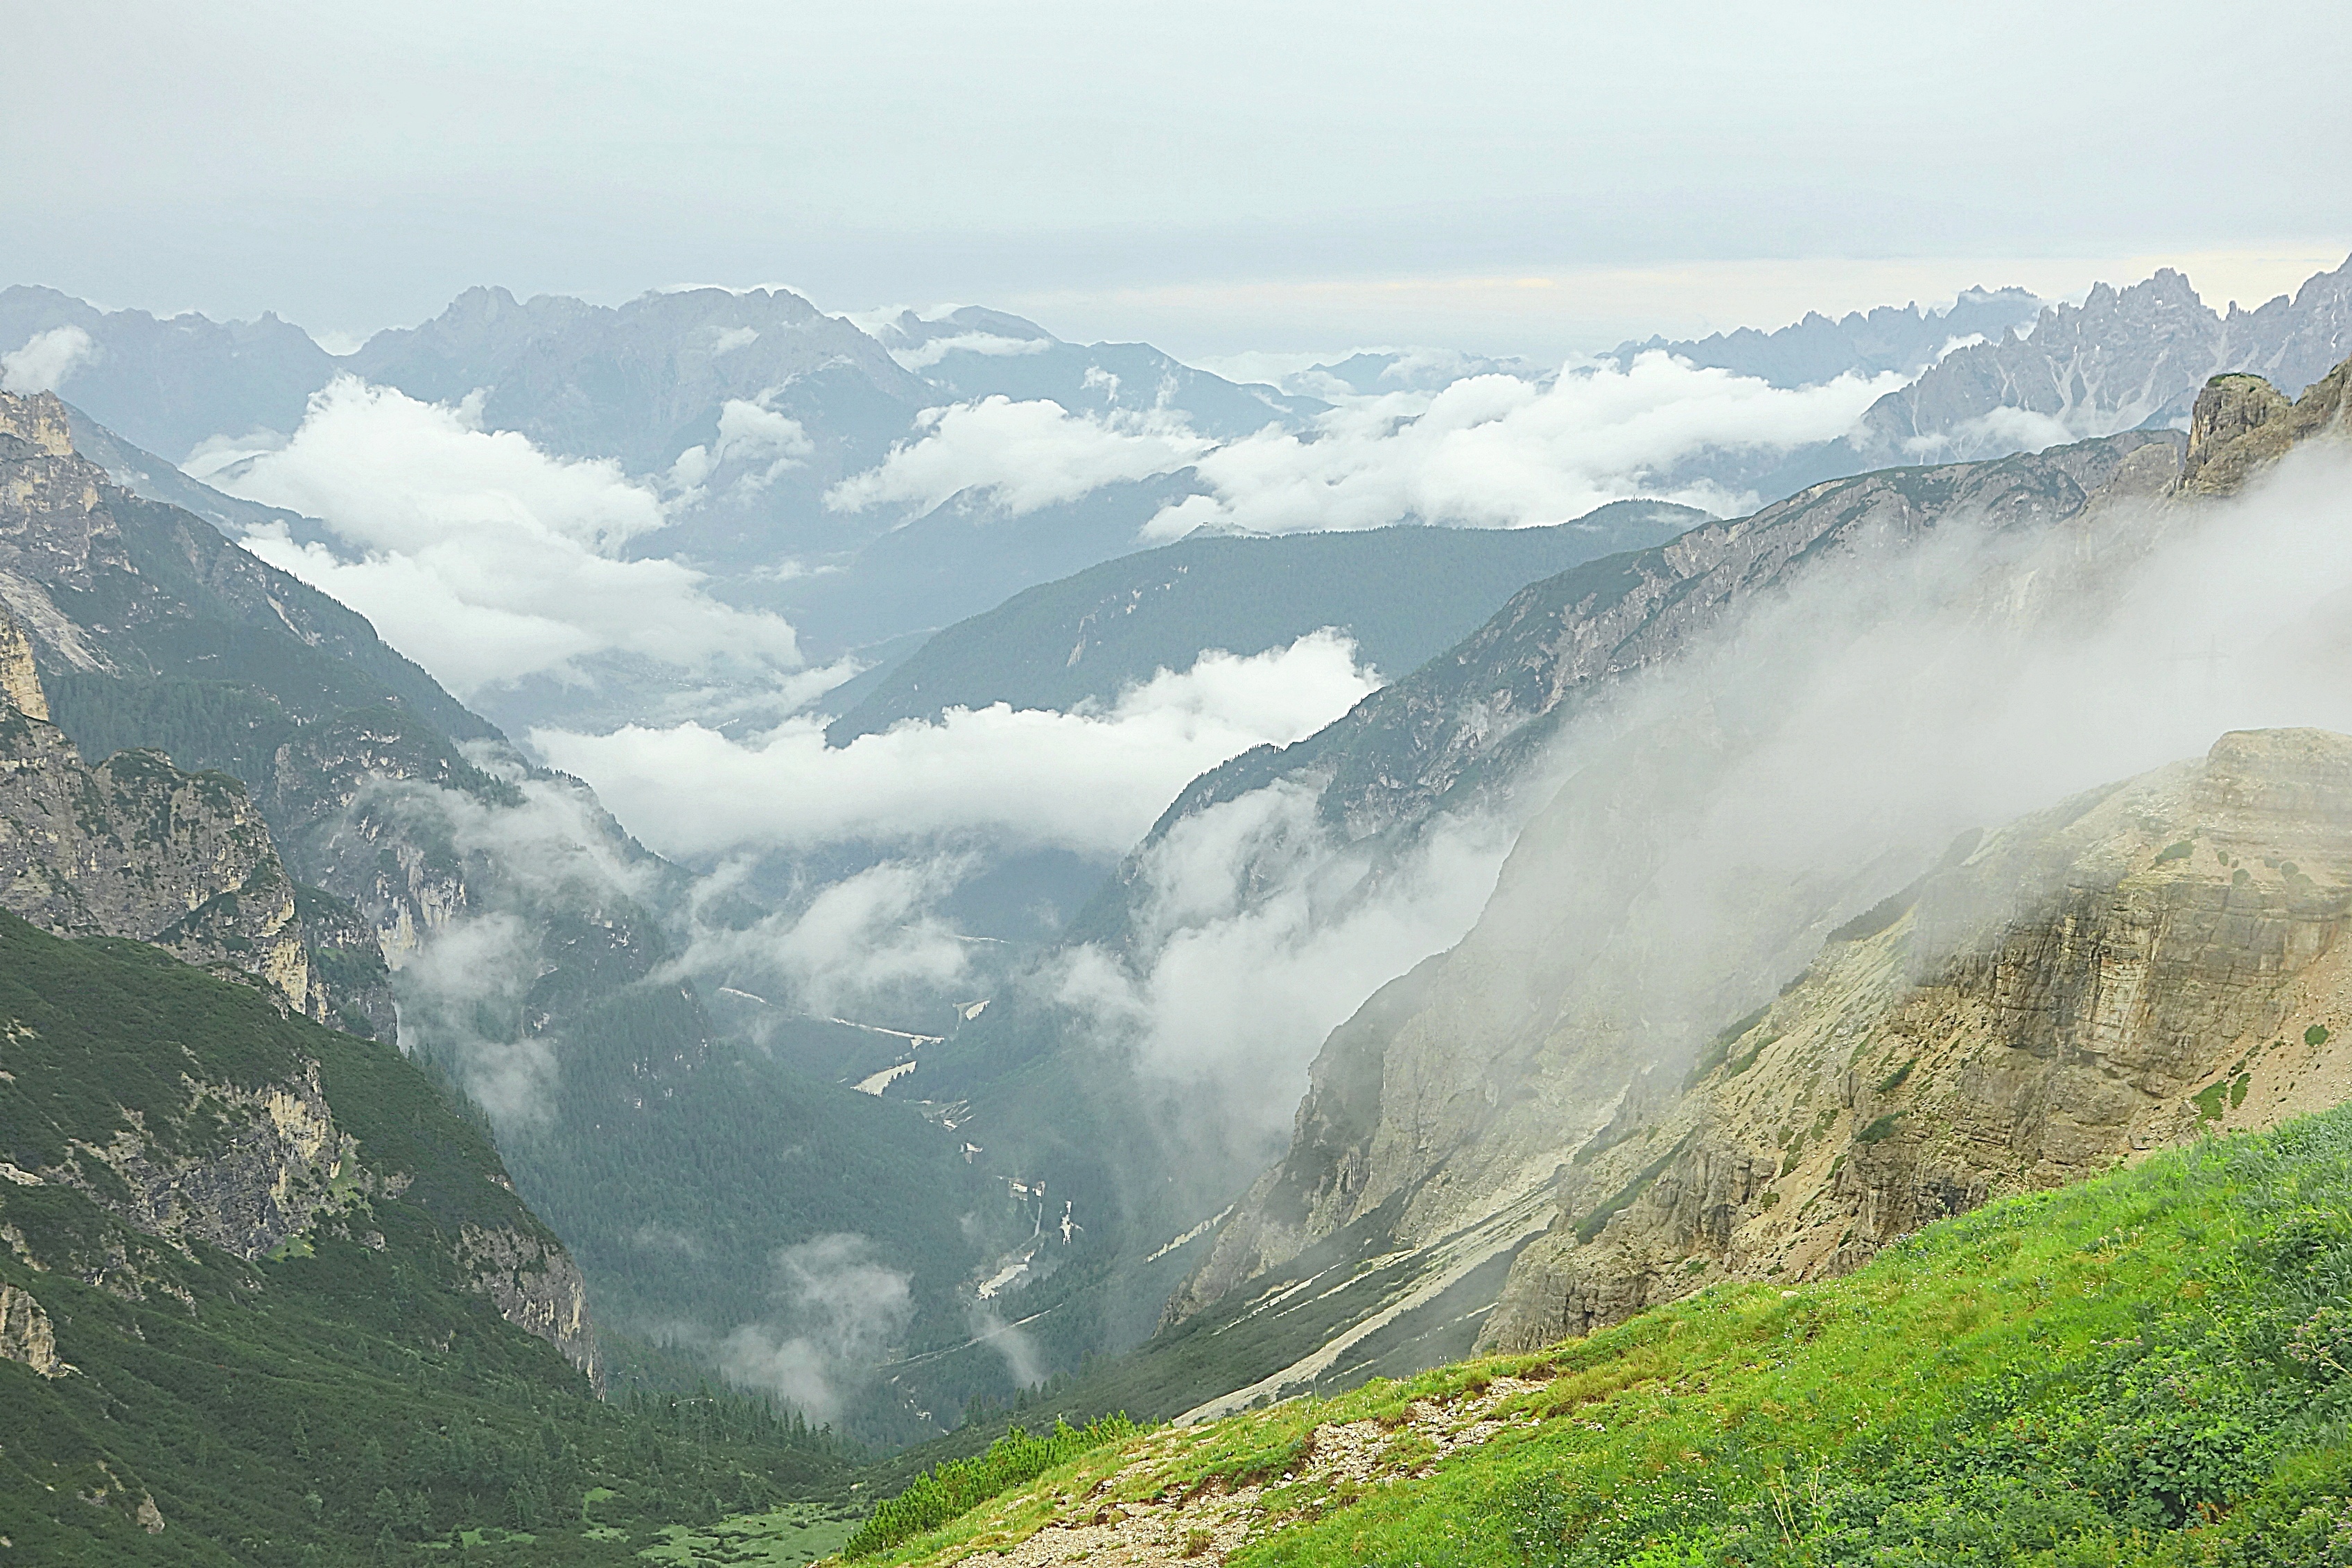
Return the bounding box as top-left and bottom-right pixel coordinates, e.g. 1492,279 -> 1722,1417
0,602 -> 339,1019
456,1223 -> 602,1390
0,1280 -> 70,1377
1486,726 -> 2352,1348
2179,358 -> 2352,496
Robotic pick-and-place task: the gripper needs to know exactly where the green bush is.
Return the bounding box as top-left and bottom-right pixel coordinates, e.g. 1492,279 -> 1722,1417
842,1415 -> 1140,1558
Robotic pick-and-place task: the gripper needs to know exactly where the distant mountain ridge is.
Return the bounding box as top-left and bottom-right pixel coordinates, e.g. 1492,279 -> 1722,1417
1610,284 -> 2045,387
827,500 -> 1707,742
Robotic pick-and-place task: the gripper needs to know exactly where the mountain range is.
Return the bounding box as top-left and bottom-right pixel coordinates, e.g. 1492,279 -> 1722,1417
8,247 -> 2352,1565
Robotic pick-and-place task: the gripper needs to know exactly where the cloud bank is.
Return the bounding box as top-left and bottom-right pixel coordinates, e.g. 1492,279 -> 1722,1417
534,631 -> 1379,860
825,394 -> 1215,516
1145,354 -> 1902,538
1,326 -> 94,394
198,377 -> 803,697
718,1233 -> 914,1424
821,354 -> 1899,539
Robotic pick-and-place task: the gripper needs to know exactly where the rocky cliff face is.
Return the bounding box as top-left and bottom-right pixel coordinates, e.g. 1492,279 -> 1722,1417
0,601 -> 389,1028
455,1223 -> 601,1384
2179,356 -> 2352,497
1484,726 -> 2352,1348
0,387 -> 677,1063
0,1279 -> 69,1377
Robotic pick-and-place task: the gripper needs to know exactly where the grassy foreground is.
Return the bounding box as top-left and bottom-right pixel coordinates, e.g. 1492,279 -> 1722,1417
837,1104 -> 2352,1567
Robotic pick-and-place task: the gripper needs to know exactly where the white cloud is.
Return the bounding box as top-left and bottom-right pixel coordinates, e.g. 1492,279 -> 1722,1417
718,1234 -> 914,1423
820,354 -> 1901,539
669,392 -> 814,495
198,376 -> 802,697
824,394 -> 1214,517
1,326 -> 94,394
889,331 -> 1054,372
1054,782 -> 1514,1135
1904,403 -> 2077,460
534,631 -> 1378,860
687,857 -> 982,1018
1144,354 -> 1906,539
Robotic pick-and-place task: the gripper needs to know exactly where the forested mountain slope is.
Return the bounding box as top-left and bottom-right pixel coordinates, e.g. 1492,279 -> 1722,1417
0,909 -> 855,1566
1,388 -> 1029,1440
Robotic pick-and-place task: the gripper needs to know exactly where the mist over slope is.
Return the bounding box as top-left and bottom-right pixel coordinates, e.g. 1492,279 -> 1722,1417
1148,358 -> 2352,1414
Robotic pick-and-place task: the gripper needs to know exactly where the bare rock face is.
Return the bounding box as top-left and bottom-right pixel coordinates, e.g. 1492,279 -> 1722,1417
456,1223 -> 603,1390
2179,359 -> 2352,496
0,600 -> 45,719
42,1063 -> 357,1263
1483,727 -> 2352,1350
0,1280 -> 70,1377
0,616 -> 316,1014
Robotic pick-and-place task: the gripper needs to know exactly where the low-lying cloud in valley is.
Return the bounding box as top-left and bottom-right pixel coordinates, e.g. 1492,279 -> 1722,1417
715,1234 -> 915,1425
822,352 -> 1901,538
534,631 -> 1379,860
1147,354 -> 1901,537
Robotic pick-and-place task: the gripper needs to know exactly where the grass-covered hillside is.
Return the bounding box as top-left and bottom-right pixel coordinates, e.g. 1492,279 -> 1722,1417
0,910 -> 855,1566
822,1104 -> 2352,1567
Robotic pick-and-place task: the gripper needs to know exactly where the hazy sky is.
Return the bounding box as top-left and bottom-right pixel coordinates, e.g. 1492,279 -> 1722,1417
10,1 -> 2350,356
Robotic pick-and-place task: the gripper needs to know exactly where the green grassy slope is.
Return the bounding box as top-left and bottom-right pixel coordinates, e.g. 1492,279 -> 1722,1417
839,1103 -> 2352,1567
0,910 -> 855,1566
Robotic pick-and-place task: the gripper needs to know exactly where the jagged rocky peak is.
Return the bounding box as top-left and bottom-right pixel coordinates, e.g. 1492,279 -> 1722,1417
1482,725 -> 2352,1351
2179,355 -> 2352,496
0,387 -> 73,458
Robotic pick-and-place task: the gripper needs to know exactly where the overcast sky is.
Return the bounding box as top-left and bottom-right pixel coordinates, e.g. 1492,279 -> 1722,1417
9,1 -> 2350,357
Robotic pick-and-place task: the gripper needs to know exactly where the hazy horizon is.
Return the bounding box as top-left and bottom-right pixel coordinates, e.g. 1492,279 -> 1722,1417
8,1 -> 2349,358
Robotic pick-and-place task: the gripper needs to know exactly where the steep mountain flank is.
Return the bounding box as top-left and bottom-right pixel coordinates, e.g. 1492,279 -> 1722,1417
1486,726 -> 2352,1350
0,602 -> 391,1031
1151,357 -> 2352,1416
1076,428 -> 2184,950
0,909 -> 856,1564
0,389 -> 493,777
1,390 -> 1009,1435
